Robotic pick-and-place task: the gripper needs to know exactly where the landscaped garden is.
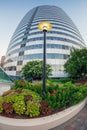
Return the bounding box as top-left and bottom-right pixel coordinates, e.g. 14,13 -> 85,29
0,79 -> 87,118
0,48 -> 87,119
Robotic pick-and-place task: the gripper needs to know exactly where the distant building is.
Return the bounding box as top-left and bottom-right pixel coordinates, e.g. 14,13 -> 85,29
0,56 -> 5,68
4,5 -> 86,78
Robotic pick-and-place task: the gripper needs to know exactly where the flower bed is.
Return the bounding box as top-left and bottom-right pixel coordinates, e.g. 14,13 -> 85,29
0,89 -> 41,118
0,81 -> 87,118
0,98 -> 86,130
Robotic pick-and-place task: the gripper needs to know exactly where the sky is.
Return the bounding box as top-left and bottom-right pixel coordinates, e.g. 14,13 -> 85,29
0,0 -> 87,59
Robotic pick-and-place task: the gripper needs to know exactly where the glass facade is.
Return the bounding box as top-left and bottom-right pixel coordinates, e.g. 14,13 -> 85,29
4,5 -> 86,77
0,67 -> 12,83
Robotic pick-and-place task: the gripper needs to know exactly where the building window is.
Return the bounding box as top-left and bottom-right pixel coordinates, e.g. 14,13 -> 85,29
24,31 -> 28,35
21,43 -> 26,48
22,37 -> 27,41
64,54 -> 69,59
16,71 -> 21,76
5,66 -> 16,71
6,58 -> 13,63
17,60 -> 23,65
19,51 -> 24,56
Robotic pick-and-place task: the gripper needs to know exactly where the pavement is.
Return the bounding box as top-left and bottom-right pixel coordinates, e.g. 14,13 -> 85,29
0,83 -> 11,95
51,104 -> 87,130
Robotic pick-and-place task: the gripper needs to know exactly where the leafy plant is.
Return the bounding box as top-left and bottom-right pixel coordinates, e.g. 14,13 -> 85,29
48,78 -> 74,83
3,102 -> 13,114
0,102 -> 3,113
24,95 -> 33,102
32,84 -> 42,94
13,80 -> 32,90
79,86 -> 87,97
40,100 -> 53,116
72,92 -> 84,104
22,60 -> 52,80
0,79 -> 87,118
45,92 -> 59,109
25,101 -> 40,117
1,89 -> 41,117
22,89 -> 42,104
0,96 -> 3,113
13,101 -> 26,115
64,49 -> 87,79
3,94 -> 18,103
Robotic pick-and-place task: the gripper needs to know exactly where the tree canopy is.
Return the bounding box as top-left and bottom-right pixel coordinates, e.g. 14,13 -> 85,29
64,48 -> 87,79
22,60 -> 52,80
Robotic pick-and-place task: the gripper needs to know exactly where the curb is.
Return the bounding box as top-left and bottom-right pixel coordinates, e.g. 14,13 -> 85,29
0,98 -> 87,130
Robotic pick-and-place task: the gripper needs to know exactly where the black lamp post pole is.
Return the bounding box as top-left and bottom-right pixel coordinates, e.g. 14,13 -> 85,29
42,29 -> 47,94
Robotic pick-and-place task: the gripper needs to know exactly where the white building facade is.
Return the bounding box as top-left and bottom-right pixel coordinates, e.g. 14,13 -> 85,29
4,5 -> 86,78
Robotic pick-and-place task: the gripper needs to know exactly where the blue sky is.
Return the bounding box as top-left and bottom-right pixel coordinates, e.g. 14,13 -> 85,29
0,0 -> 87,59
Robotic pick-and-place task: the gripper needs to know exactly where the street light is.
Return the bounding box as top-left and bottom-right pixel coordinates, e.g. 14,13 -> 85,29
38,21 -> 52,94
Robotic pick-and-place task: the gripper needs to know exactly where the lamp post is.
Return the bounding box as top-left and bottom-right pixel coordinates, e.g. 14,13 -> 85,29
38,22 -> 52,94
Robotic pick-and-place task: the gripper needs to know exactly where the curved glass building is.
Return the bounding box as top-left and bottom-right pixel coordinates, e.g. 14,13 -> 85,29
4,5 -> 86,78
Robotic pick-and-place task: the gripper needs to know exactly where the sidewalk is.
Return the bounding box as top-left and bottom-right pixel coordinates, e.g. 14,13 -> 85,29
51,104 -> 87,130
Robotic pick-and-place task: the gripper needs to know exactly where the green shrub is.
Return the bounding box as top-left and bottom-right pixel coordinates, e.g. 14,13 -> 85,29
1,88 -> 42,117
26,81 -> 43,95
13,80 -> 32,90
25,101 -> 40,117
21,89 -> 42,104
75,91 -> 84,101
0,96 -> 3,113
0,96 -> 3,102
79,86 -> 87,97
56,82 -> 79,107
13,101 -> 26,115
0,102 -> 3,113
31,80 -> 58,95
44,92 -> 59,109
3,89 -> 24,103
28,84 -> 42,95
46,80 -> 58,93
58,78 -> 75,83
56,89 -> 68,108
70,92 -> 84,106
3,94 -> 18,103
0,79 -> 87,118
43,82 -> 87,109
48,78 -> 75,83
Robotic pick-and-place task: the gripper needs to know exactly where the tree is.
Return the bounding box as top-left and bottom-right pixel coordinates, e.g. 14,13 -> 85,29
22,60 -> 52,80
64,49 -> 87,79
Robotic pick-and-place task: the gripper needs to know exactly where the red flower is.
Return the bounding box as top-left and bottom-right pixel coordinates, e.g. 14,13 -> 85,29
20,81 -> 24,85
51,92 -> 55,96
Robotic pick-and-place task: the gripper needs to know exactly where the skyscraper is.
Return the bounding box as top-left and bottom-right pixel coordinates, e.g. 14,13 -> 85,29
0,56 -> 5,68
4,5 -> 86,78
